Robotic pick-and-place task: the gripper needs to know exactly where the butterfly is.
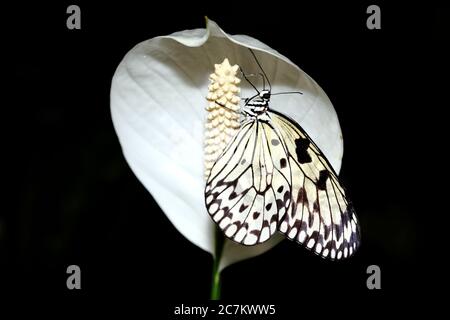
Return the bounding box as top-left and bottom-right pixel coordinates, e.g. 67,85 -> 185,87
205,49 -> 360,260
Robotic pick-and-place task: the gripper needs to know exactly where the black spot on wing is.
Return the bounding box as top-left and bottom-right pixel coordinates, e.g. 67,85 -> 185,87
229,191 -> 238,200
283,190 -> 291,203
276,199 -> 284,210
342,208 -> 350,225
313,200 -> 319,212
297,187 -> 307,204
335,223 -> 343,241
292,219 -> 302,232
308,211 -> 315,228
299,220 -> 308,233
290,203 -> 297,218
277,185 -> 284,193
324,240 -> 337,256
309,231 -> 320,244
271,139 -> 280,146
280,158 -> 287,168
317,170 -> 329,190
323,224 -> 331,240
265,203 -> 272,211
295,137 -> 312,164
270,215 -> 278,223
212,198 -> 222,208
239,203 -> 249,213
232,220 -> 241,228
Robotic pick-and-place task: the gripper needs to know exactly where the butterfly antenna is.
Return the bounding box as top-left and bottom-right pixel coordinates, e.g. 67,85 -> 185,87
239,66 -> 260,94
271,91 -> 303,96
248,49 -> 271,92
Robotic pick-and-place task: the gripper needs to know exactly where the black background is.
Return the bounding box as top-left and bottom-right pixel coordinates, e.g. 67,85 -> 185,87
4,0 -> 444,314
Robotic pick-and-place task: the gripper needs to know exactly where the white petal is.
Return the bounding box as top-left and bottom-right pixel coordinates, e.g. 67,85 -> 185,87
110,19 -> 343,270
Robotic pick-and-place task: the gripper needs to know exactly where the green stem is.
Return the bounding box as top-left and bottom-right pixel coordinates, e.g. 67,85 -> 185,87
210,227 -> 225,300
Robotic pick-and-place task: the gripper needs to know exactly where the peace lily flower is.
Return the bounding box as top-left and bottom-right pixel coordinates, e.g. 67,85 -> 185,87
110,18 -> 343,298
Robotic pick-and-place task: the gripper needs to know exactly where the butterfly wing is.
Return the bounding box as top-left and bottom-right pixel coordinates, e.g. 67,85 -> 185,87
205,117 -> 292,245
270,110 -> 360,259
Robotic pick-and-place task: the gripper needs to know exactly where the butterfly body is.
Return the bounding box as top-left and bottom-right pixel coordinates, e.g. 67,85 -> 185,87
243,89 -> 271,117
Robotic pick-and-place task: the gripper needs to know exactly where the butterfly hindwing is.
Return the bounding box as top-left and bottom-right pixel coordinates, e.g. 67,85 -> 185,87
205,116 -> 291,245
270,110 -> 360,260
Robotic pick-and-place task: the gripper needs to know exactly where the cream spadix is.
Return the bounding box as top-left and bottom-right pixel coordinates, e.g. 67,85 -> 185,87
204,58 -> 241,180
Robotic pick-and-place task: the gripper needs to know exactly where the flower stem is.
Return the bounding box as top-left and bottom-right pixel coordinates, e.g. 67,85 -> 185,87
210,227 -> 225,300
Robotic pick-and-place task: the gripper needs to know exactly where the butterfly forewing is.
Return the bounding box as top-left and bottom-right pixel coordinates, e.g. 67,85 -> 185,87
205,117 -> 292,245
270,110 -> 360,260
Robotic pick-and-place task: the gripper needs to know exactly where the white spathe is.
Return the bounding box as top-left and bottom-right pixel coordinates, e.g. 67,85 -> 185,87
110,19 -> 343,271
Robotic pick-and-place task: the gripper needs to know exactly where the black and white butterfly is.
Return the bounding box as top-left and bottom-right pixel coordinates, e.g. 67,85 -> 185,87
205,49 -> 360,260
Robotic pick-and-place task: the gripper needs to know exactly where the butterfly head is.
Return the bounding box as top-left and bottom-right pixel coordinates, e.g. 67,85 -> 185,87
259,90 -> 271,101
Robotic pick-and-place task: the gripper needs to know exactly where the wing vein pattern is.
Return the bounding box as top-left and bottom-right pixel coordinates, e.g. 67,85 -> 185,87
205,109 -> 360,259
